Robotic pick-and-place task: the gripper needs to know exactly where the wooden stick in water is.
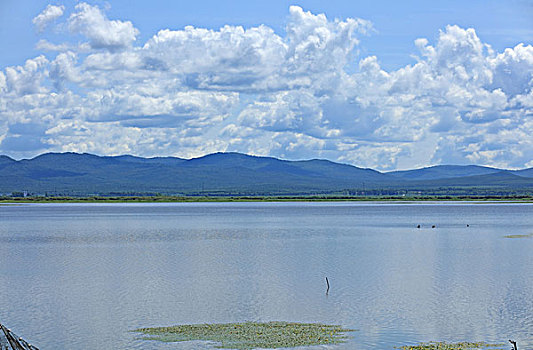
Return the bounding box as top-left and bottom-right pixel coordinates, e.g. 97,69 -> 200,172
325,277 -> 330,295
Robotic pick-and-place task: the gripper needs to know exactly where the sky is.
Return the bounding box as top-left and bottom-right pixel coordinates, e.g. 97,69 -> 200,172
0,1 -> 532,170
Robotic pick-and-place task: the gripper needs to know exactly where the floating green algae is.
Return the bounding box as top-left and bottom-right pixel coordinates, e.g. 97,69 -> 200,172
395,341 -> 505,350
133,321 -> 355,349
504,233 -> 533,238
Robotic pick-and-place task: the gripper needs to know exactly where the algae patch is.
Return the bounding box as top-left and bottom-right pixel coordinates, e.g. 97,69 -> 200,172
133,321 -> 354,349
504,233 -> 533,239
395,341 -> 505,350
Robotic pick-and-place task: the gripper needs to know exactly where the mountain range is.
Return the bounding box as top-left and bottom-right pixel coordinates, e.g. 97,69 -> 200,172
0,152 -> 532,196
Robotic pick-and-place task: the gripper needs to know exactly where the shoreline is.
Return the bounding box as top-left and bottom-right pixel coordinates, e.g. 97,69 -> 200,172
2,195 -> 533,203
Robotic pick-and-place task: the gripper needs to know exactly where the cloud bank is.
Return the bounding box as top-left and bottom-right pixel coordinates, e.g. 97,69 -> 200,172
1,3 -> 532,170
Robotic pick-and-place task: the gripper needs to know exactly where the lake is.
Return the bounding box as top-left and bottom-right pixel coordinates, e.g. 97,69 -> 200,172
0,202 -> 532,349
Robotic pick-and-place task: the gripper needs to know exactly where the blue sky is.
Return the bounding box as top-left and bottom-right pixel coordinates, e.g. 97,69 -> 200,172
0,0 -> 532,170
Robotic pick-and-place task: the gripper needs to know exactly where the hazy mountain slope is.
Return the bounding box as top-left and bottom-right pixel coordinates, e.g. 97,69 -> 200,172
291,159 -> 390,183
0,155 -> 16,169
410,171 -> 533,187
512,168 -> 533,178
386,165 -> 501,180
183,153 -> 391,183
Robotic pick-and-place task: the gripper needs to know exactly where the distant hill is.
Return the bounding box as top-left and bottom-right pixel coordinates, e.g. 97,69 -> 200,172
0,152 -> 532,196
386,165 -> 503,180
513,167 -> 533,178
409,171 -> 533,187
387,164 -> 533,182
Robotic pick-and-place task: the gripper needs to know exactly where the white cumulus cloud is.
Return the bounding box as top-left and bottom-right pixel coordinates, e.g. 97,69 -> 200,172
32,4 -> 65,32
68,2 -> 139,50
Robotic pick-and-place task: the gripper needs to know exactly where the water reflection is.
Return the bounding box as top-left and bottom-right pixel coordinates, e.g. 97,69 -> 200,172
0,202 -> 532,349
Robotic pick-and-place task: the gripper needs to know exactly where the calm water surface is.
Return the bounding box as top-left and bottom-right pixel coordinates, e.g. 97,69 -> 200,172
0,202 -> 532,349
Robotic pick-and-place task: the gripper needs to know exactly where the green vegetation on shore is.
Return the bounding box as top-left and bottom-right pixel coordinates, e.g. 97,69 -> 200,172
133,321 -> 354,349
395,341 -> 504,350
2,194 -> 533,203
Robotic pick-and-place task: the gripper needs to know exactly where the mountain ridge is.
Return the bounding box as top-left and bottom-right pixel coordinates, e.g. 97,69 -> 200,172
386,165 -> 504,180
1,152 -> 532,195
